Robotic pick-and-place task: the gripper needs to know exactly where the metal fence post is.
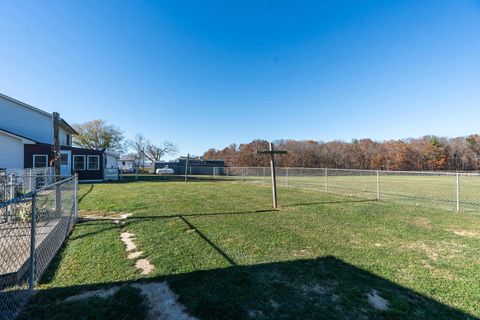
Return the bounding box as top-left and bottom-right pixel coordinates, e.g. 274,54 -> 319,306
456,173 -> 460,212
242,168 -> 245,182
324,168 -> 328,192
286,168 -> 289,189
376,171 -> 380,201
263,167 -> 266,185
9,174 -> 15,200
29,192 -> 37,290
74,174 -> 78,218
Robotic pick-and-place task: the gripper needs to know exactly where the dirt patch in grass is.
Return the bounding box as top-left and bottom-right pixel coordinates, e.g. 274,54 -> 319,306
401,240 -> 466,262
132,282 -> 197,320
120,232 -> 138,252
63,287 -> 120,302
136,259 -> 155,275
413,217 -> 432,228
61,282 -> 195,320
450,229 -> 479,238
79,210 -> 132,220
301,280 -> 337,295
293,247 -> 313,257
366,289 -> 389,311
128,251 -> 143,259
120,231 -> 154,275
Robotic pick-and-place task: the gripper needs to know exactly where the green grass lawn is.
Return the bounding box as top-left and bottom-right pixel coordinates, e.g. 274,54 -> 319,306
21,181 -> 480,319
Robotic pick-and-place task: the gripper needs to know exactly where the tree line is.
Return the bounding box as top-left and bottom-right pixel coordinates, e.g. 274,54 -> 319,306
203,135 -> 480,171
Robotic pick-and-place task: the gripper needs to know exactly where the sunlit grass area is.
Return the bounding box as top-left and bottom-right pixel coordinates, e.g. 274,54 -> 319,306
21,181 -> 480,319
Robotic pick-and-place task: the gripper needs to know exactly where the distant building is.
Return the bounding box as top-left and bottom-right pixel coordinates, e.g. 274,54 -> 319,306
154,157 -> 225,175
119,154 -> 138,173
104,151 -> 120,169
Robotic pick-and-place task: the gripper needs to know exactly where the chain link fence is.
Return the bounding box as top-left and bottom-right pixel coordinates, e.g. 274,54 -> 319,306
0,168 -> 55,203
0,175 -> 78,320
220,167 -> 480,214
104,168 -> 120,181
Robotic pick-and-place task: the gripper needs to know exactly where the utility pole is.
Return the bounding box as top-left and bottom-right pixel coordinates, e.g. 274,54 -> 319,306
52,112 -> 61,212
52,112 -> 61,180
256,142 -> 287,208
184,154 -> 190,182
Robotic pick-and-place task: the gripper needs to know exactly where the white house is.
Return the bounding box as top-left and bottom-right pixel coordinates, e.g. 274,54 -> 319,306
0,93 -> 105,181
0,93 -> 76,169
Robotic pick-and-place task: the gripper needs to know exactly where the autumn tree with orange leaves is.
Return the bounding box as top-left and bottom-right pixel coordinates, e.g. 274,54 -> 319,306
204,135 -> 480,171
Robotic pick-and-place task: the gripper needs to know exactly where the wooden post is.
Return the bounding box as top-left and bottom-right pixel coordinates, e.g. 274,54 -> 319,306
52,112 -> 61,180
184,154 -> 190,182
256,143 -> 287,209
269,143 -> 278,208
53,112 -> 61,212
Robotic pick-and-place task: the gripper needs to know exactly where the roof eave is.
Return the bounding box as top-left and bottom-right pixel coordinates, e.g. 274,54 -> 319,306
59,119 -> 78,135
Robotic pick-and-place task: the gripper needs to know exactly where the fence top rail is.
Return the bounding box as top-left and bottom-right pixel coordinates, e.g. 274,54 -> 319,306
222,167 -> 480,176
0,167 -> 55,174
36,175 -> 77,192
0,175 -> 77,208
0,191 -> 35,209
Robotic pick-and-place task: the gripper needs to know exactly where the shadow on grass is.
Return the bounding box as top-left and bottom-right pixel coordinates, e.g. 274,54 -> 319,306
19,256 -> 477,320
179,215 -> 237,266
17,208 -> 479,320
128,208 -> 278,221
15,194 -> 479,319
68,223 -> 118,242
115,198 -> 373,222
77,184 -> 94,203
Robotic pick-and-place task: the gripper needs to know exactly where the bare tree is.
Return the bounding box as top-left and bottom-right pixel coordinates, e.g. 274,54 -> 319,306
145,140 -> 178,162
131,134 -> 178,167
131,134 -> 148,170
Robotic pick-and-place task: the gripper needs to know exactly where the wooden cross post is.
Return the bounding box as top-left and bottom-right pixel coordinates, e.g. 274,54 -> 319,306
256,142 -> 287,208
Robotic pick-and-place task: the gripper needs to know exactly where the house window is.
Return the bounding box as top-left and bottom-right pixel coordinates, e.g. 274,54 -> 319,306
73,155 -> 86,170
87,155 -> 100,170
122,161 -> 126,165
60,153 -> 69,165
33,155 -> 48,168
66,134 -> 70,146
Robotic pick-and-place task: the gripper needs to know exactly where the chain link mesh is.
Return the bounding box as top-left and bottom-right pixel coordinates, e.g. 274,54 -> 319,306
0,168 -> 55,203
223,167 -> 480,213
0,175 -> 77,320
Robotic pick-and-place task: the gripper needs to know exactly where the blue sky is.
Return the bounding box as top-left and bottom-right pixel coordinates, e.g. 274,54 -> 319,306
1,1 -> 479,157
